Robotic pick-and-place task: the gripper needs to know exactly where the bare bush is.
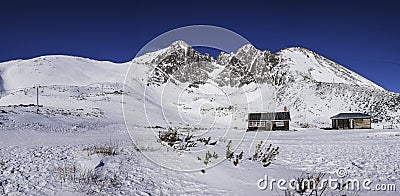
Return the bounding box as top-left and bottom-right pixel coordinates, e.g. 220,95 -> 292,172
83,143 -> 119,156
201,151 -> 219,166
157,127 -> 197,151
224,140 -> 243,166
286,172 -> 327,196
53,163 -> 121,194
249,141 -> 279,167
225,140 -> 234,159
233,151 -> 243,166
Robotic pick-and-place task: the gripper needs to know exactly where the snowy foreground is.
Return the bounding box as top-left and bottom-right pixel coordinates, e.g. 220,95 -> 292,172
0,91 -> 399,195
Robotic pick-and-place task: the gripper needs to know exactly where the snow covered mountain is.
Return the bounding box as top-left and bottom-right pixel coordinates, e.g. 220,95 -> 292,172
1,41 -> 399,128
1,41 -> 400,195
129,40 -> 400,127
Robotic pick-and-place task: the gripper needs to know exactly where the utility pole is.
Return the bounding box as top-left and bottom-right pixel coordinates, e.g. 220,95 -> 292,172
36,84 -> 39,114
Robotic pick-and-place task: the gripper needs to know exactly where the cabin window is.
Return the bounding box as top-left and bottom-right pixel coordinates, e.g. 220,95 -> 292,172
275,121 -> 285,127
249,121 -> 266,127
249,122 -> 254,127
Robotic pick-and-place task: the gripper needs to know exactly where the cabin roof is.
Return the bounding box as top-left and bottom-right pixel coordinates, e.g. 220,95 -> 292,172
248,112 -> 291,121
330,113 -> 371,120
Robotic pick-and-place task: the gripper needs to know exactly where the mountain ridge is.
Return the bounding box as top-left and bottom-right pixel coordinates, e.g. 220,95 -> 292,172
1,41 -> 399,127
132,40 -> 399,127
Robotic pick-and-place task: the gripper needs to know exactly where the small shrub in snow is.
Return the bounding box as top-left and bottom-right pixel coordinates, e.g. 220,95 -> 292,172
225,140 -> 244,166
225,140 -> 234,159
284,172 -> 329,196
233,151 -> 243,166
197,136 -> 217,146
184,133 -> 193,142
299,123 -> 312,128
83,142 -> 119,156
53,163 -> 122,195
158,127 -> 181,145
212,152 -> 218,159
202,151 -> 218,166
157,127 -> 197,151
249,141 -> 279,167
197,136 -> 211,145
203,151 -> 211,166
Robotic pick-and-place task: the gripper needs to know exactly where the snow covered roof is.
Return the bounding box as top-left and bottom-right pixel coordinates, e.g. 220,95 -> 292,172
330,113 -> 371,120
248,112 -> 291,121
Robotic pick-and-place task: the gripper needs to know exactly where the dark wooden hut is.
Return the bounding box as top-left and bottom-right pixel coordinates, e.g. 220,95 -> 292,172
330,113 -> 372,129
247,112 -> 291,131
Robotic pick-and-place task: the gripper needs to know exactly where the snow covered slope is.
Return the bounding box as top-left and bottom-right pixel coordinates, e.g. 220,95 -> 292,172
277,47 -> 383,90
0,55 -> 128,91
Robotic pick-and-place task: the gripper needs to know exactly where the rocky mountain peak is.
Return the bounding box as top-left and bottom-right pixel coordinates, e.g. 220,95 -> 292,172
236,44 -> 258,54
170,40 -> 190,49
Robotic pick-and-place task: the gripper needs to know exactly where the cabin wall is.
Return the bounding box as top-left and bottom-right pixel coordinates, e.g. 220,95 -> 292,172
335,119 -> 350,129
332,119 -> 337,129
272,121 -> 289,131
248,120 -> 289,131
354,118 -> 371,129
248,120 -> 269,131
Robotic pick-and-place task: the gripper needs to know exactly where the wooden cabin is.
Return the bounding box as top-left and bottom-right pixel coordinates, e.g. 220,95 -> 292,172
330,113 -> 372,129
247,112 -> 291,131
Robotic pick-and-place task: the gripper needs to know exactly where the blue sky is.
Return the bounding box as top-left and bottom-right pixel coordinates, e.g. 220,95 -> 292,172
1,0 -> 399,92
